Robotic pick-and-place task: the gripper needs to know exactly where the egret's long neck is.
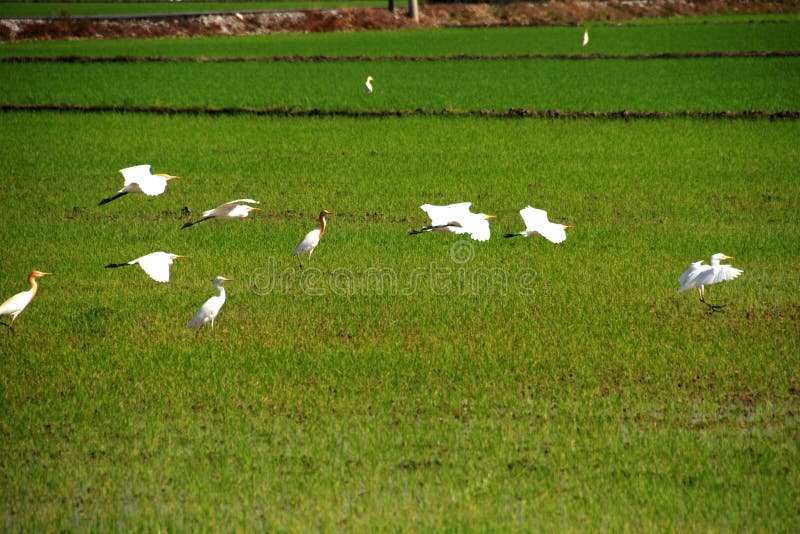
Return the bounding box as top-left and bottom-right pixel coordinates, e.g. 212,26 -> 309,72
27,274 -> 39,297
318,214 -> 328,239
214,282 -> 226,301
710,257 -> 721,267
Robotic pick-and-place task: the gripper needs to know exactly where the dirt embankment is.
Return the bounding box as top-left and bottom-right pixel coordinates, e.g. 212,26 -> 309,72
1,1 -> 798,42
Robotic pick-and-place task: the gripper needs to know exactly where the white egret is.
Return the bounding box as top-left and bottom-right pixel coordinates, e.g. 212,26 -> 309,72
678,253 -> 743,311
582,28 -> 589,47
182,199 -> 260,229
365,76 -> 374,94
293,210 -> 332,268
0,270 -> 51,331
408,202 -> 496,242
99,164 -> 179,205
504,205 -> 573,244
187,276 -> 233,335
105,251 -> 186,283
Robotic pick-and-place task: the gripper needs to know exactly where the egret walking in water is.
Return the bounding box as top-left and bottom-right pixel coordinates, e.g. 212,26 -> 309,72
678,253 -> 742,311
99,164 -> 179,205
0,270 -> 51,331
365,76 -> 374,94
105,251 -> 186,283
182,199 -> 260,229
293,210 -> 332,268
409,202 -> 495,242
187,276 -> 233,335
504,206 -> 573,244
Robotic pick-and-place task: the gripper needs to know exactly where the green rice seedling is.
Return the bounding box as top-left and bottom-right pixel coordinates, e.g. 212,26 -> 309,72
3,56 -> 799,111
0,111 -> 798,530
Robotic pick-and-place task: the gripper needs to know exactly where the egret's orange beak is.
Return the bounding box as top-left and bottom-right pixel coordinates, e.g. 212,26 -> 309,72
251,207 -> 261,211
175,255 -> 187,259
565,225 -> 575,229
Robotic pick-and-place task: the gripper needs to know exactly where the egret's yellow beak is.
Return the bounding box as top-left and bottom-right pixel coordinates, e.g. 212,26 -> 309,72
175,255 -> 187,259
251,207 -> 261,211
724,255 -> 734,260
565,225 -> 575,229
487,215 -> 497,220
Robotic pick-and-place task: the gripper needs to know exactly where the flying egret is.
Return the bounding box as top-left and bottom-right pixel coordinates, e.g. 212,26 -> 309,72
365,76 -> 374,94
99,164 -> 179,206
678,253 -> 743,311
182,199 -> 260,229
408,202 -> 496,242
187,276 -> 233,335
0,270 -> 51,331
293,210 -> 332,268
504,206 -> 573,244
105,251 -> 186,283
582,28 -> 589,47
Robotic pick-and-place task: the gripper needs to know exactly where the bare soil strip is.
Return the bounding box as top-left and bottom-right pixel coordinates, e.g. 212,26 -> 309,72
3,103 -> 798,120
3,50 -> 799,63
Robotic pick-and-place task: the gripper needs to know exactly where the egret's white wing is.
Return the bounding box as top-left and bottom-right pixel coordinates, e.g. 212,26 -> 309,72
519,206 -> 550,230
0,290 -> 33,318
137,176 -> 169,196
696,265 -> 743,287
461,213 -> 492,242
294,229 -> 321,255
188,297 -> 216,328
677,261 -> 707,292
119,165 -> 152,186
421,203 -> 472,227
536,223 -> 568,244
203,199 -> 259,218
135,252 -> 173,283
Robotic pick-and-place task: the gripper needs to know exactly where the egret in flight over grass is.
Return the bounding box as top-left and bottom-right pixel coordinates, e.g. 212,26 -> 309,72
0,270 -> 51,331
365,76 -> 374,94
504,206 -> 573,244
182,199 -> 260,229
678,253 -> 742,311
293,210 -> 332,268
409,202 -> 496,242
582,28 -> 589,47
99,164 -> 179,206
105,251 -> 186,283
187,276 -> 233,335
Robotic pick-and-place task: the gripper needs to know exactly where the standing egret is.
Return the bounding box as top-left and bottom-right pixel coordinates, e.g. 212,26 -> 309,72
187,276 -> 233,335
105,251 -> 186,283
293,210 -> 332,268
182,199 -> 260,229
0,270 -> 51,331
99,164 -> 179,205
678,253 -> 743,311
582,28 -> 589,47
408,202 -> 496,242
365,76 -> 374,94
504,206 -> 573,244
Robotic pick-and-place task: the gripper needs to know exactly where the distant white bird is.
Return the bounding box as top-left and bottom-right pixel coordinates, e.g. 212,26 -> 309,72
293,210 -> 332,268
182,199 -> 260,229
105,251 -> 186,283
504,206 -> 573,244
187,276 -> 233,335
365,76 -> 374,94
0,270 -> 51,331
582,28 -> 589,47
678,253 -> 743,310
235,12 -> 245,21
409,202 -> 496,242
99,164 -> 179,205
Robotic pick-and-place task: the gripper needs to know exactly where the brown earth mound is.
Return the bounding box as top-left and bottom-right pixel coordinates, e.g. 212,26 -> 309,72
1,1 -> 798,42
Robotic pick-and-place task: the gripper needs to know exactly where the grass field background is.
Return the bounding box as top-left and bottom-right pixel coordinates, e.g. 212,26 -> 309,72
1,17 -> 799,531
